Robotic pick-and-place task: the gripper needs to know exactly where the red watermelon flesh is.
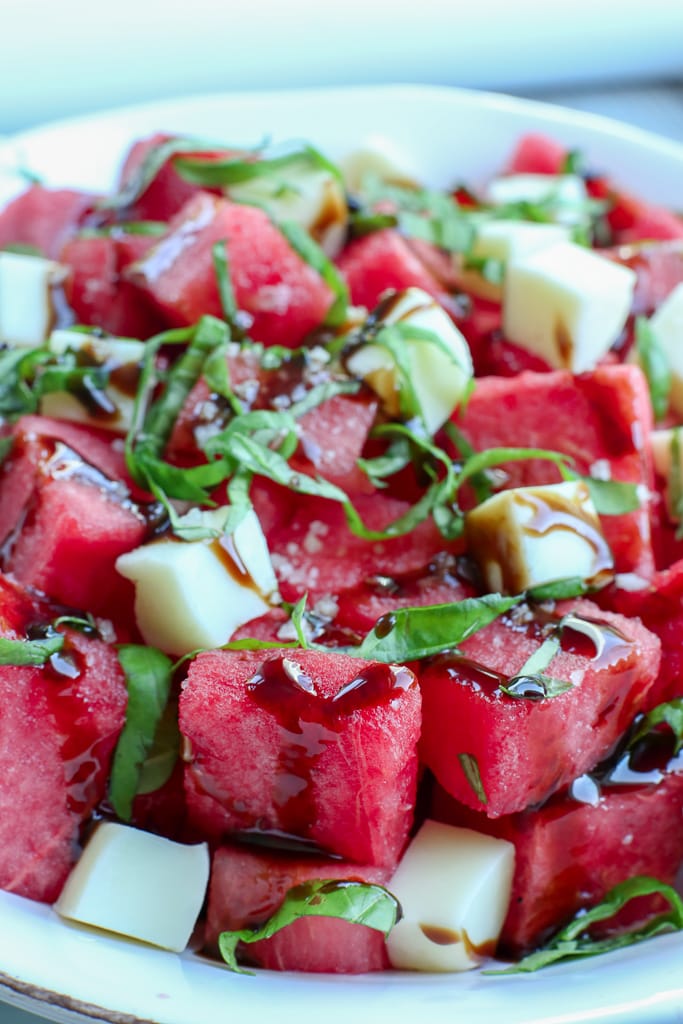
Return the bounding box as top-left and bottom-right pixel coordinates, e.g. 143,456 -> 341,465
336,229 -> 452,311
604,240 -> 683,317
431,768 -> 683,957
0,186 -> 98,258
504,134 -> 567,176
115,133 -> 210,223
205,843 -> 391,972
0,575 -> 127,902
418,598 -> 661,817
0,418 -> 146,623
455,365 -> 655,578
127,193 -> 334,348
179,647 -> 420,867
268,491 -> 459,603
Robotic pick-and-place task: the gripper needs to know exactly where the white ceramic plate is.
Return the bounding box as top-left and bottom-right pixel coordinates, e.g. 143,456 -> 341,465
1,85 -> 683,1024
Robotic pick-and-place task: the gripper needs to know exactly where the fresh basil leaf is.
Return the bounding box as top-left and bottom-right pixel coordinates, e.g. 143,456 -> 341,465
635,315 -> 671,421
287,378 -> 361,420
0,435 -> 13,467
581,476 -> 640,515
109,644 -> 175,821
487,876 -> 683,974
135,698 -> 181,797
525,577 -> 593,602
52,612 -> 99,638
628,698 -> 683,757
289,595 -> 311,650
463,255 -> 505,285
458,753 -> 488,806
444,422 -> 493,504
0,345 -> 50,418
175,143 -> 341,188
354,592 -> 520,663
0,632 -> 64,666
670,429 -> 683,539
561,149 -> 585,176
348,210 -> 398,237
277,219 -> 349,327
218,879 -> 401,974
78,221 -> 167,238
211,241 -> 245,339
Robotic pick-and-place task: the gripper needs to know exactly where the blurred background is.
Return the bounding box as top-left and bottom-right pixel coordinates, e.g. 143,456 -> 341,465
1,0 -> 683,141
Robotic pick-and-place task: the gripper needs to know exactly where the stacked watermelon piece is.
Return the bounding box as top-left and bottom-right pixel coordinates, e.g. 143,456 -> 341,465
0,125 -> 682,977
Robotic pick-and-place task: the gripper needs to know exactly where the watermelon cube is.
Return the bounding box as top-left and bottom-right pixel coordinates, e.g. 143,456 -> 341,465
179,647 -> 420,866
0,186 -> 97,258
456,365 -> 655,578
418,598 -> 661,817
204,843 -> 391,972
127,193 -> 334,348
336,228 -> 449,311
0,573 -> 127,902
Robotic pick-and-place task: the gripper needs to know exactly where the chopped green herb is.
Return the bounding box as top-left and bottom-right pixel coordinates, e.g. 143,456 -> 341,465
277,219 -> 349,326
218,879 -> 401,974
635,316 -> 671,421
458,753 -> 488,805
0,631 -> 64,666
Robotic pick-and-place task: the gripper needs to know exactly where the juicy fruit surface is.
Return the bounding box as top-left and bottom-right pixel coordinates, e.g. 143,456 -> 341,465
0,125 -> 683,978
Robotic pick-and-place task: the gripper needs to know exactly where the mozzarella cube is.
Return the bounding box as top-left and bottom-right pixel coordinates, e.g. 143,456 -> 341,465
116,507 -> 278,656
648,283 -> 683,417
386,820 -> 514,972
55,822 -> 209,952
0,251 -> 66,347
40,330 -> 146,433
341,138 -> 420,193
465,480 -> 614,594
230,160 -> 348,258
503,241 -> 636,373
456,219 -> 571,301
346,287 -> 473,436
485,173 -> 588,226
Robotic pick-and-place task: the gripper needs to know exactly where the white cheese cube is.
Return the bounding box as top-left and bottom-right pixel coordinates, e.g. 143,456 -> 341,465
648,283 -> 683,417
386,820 -> 514,972
455,219 -> 571,301
503,241 -> 636,373
55,822 -> 209,952
650,427 -> 683,521
465,480 -> 614,594
346,287 -> 473,436
0,251 -> 66,347
116,507 -> 278,656
40,330 -> 146,433
230,160 -> 348,258
341,139 -> 420,193
485,173 -> 588,226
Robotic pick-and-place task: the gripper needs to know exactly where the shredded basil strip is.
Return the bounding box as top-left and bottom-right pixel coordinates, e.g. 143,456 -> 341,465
458,753 -> 488,805
670,429 -> 683,539
635,315 -> 671,421
498,612 -> 606,701
211,241 -> 245,339
628,698 -> 683,757
580,475 -> 640,515
174,142 -> 342,188
487,876 -> 683,974
0,632 -> 64,666
109,644 -> 176,821
277,219 -> 349,327
218,880 -> 401,974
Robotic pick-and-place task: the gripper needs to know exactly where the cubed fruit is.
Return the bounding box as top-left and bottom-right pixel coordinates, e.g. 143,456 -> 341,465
336,229 -> 448,310
127,193 -> 334,348
0,251 -> 66,347
418,598 -> 660,817
502,241 -> 636,373
504,134 -> 567,176
179,647 -> 420,866
0,416 -> 146,624
0,573 -> 127,903
116,507 -> 278,656
204,843 -> 391,972
465,480 -> 614,593
55,822 -> 210,952
386,820 -> 515,971
603,240 -> 683,317
0,185 -> 96,258
432,769 -> 683,956
456,365 -> 655,579
115,133 -> 210,222
346,287 -> 473,436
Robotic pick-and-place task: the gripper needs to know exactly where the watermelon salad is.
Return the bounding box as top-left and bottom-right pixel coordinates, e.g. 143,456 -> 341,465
1,125 -> 683,977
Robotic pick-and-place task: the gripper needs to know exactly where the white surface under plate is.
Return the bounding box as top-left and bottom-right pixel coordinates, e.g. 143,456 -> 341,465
1,85 -> 683,1024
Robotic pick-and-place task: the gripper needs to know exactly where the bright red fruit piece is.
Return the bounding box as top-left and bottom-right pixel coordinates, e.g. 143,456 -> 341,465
418,599 -> 661,817
0,186 -> 97,258
205,843 -> 391,972
180,648 -> 420,867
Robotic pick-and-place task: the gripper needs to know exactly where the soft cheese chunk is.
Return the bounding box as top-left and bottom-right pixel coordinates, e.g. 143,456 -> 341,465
341,138 -> 420,193
0,251 -> 66,347
55,822 -> 209,952
485,173 -> 588,226
229,159 -> 348,258
455,219 -> 571,301
503,242 -> 636,373
116,507 -> 278,656
648,282 -> 683,417
386,820 -> 515,972
465,480 -> 614,594
40,329 -> 146,433
346,287 -> 473,436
